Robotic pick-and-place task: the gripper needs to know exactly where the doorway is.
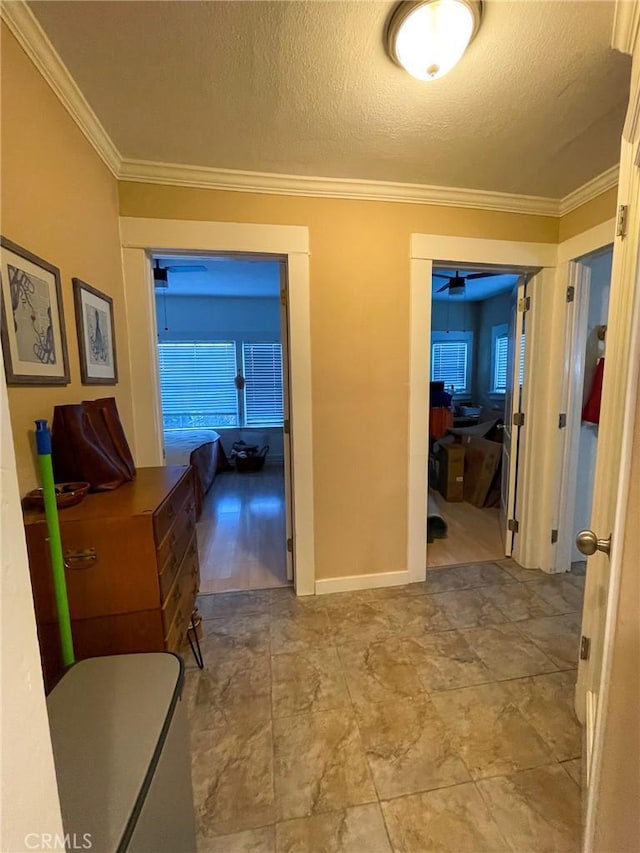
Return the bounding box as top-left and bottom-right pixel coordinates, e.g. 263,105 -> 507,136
426,264 -> 531,570
555,246 -> 613,576
152,252 -> 294,593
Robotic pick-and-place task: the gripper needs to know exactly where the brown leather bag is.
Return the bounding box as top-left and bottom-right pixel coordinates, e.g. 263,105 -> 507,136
52,397 -> 136,491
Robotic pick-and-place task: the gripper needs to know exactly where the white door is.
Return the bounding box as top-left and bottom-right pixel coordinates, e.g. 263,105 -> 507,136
279,263 -> 295,583
576,85 -> 640,761
499,277 -> 527,556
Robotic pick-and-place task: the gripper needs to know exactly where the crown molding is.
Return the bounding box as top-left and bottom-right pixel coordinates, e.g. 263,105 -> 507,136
558,165 -> 620,216
119,158 -> 562,216
0,0 -> 121,176
612,0 -> 640,55
1,0 -> 619,218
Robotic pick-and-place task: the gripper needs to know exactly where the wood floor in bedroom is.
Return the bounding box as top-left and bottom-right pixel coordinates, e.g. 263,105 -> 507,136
427,489 -> 506,567
197,462 -> 290,594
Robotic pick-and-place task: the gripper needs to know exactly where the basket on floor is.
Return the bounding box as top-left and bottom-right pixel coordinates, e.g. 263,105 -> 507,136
235,445 -> 269,472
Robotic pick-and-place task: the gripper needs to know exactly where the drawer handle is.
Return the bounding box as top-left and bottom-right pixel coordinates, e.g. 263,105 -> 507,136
64,548 -> 97,569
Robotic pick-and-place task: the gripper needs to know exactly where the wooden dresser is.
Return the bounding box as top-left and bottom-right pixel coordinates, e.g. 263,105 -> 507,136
24,466 -> 200,692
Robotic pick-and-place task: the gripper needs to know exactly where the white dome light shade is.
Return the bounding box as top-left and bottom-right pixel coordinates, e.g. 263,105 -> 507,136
389,0 -> 481,81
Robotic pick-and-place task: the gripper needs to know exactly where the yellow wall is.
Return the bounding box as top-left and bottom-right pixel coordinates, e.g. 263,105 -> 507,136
118,184 -> 615,580
119,184 -> 562,580
559,186 -> 618,242
1,25 -> 133,493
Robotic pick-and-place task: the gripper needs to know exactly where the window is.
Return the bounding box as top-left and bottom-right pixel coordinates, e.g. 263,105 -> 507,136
492,327 -> 509,393
158,342 -> 238,429
431,331 -> 473,395
242,342 -> 284,427
158,341 -> 284,430
491,324 -> 525,393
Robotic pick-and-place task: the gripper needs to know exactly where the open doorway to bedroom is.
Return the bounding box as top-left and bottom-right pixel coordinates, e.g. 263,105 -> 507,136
153,253 -> 293,594
427,265 -> 527,568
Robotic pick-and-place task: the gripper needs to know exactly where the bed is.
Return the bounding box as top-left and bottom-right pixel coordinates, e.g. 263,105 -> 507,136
163,429 -> 229,518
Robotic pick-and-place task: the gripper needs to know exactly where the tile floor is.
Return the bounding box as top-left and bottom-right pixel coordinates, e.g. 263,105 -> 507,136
184,559 -> 584,852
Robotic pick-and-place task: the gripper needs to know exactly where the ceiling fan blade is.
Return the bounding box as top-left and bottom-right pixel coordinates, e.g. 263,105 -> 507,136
433,273 -> 454,280
436,282 -> 452,293
166,265 -> 207,273
465,272 -> 503,280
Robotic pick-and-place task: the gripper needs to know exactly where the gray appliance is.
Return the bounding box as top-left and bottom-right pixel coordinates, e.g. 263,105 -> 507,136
47,653 -> 196,853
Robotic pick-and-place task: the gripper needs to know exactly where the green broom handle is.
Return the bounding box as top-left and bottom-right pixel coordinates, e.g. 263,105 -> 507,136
35,419 -> 74,667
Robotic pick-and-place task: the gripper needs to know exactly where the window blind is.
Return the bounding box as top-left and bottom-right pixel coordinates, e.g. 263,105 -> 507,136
158,342 -> 238,429
242,342 -> 284,427
494,335 -> 509,392
494,333 -> 525,392
432,341 -> 468,392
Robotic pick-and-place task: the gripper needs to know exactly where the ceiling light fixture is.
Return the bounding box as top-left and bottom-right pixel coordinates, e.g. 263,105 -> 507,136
387,0 -> 482,81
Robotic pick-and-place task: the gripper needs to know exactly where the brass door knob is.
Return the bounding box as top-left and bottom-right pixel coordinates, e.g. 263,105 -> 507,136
576,530 -> 611,557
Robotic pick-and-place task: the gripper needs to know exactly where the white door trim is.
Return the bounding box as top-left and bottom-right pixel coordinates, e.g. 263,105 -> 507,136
118,217 -> 315,596
407,257 -> 433,583
551,221 -> 616,574
584,222 -> 640,852
553,260 -> 593,573
408,234 -> 557,581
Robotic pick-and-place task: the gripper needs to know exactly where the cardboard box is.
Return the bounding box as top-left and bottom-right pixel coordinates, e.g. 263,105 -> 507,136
437,442 -> 465,502
462,436 -> 502,507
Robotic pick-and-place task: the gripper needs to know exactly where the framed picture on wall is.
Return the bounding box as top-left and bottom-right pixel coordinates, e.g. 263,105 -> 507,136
0,236 -> 70,385
72,278 -> 118,385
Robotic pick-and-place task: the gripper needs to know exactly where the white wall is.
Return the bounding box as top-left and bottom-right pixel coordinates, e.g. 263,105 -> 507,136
1,360 -> 64,851
572,250 -> 613,561
430,294 -> 512,409
431,300 -> 476,334
155,294 -> 285,460
155,295 -> 281,343
476,291 -> 513,411
431,301 -> 480,401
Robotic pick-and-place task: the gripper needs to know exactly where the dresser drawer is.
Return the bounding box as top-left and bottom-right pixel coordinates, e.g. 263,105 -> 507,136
153,469 -> 194,546
164,568 -> 199,651
26,516 -> 160,622
157,496 -> 196,580
162,535 -> 199,637
159,528 -> 198,602
165,602 -> 192,655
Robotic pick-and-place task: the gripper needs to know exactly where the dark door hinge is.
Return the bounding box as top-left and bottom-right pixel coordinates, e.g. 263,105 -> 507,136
617,204 -> 628,239
508,518 -> 519,533
284,418 -> 290,435
518,296 -> 531,313
551,529 -> 558,544
566,286 -> 575,303
580,635 -> 591,661
513,412 -> 525,427
280,287 -> 288,307
559,413 -> 567,429
287,537 -> 293,553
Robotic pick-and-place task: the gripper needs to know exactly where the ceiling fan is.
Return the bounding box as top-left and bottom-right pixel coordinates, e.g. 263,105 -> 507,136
434,270 -> 504,295
153,260 -> 207,288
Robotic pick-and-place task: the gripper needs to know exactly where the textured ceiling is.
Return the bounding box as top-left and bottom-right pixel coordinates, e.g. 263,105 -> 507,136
29,0 -> 631,197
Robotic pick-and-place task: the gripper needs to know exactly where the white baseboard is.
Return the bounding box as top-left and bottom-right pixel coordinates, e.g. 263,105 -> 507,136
315,569 -> 411,595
